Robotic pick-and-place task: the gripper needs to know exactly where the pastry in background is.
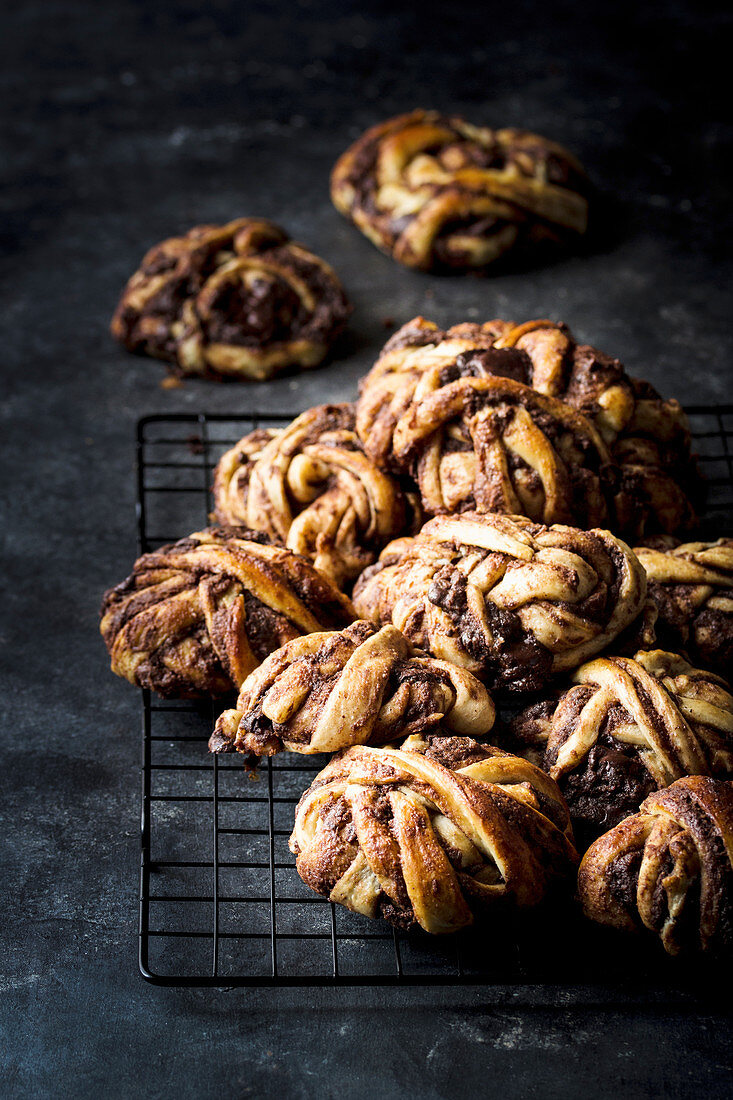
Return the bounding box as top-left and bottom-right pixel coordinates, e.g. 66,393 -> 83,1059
635,538 -> 733,675
111,218 -> 351,380
578,776 -> 733,955
213,403 -> 418,588
209,619 -> 494,757
290,733 -> 577,933
353,512 -> 647,694
100,527 -> 355,697
513,649 -> 733,840
356,316 -> 697,536
331,110 -> 589,271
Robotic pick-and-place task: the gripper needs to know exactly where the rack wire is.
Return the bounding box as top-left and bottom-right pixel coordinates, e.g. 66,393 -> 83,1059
136,407 -> 733,989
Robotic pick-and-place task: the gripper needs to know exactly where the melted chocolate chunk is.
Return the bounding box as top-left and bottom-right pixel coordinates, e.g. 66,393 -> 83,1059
427,565 -> 553,692
442,347 -> 533,386
555,732 -> 657,836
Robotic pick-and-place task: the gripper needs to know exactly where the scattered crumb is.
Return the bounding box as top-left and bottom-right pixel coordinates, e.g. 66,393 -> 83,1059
160,375 -> 183,390
186,434 -> 204,455
381,316 -> 395,328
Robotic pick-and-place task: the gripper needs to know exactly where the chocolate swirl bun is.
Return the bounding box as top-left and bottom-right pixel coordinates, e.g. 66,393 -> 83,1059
353,513 -> 647,694
578,776 -> 733,955
290,733 -> 577,933
533,650 -> 733,837
212,404 -> 416,587
209,620 -> 494,757
635,539 -> 733,675
356,316 -> 696,536
111,218 -> 351,379
331,110 -> 589,272
100,527 -> 355,698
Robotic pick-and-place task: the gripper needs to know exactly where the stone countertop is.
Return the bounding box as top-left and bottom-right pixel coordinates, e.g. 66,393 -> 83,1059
2,0 -> 732,1095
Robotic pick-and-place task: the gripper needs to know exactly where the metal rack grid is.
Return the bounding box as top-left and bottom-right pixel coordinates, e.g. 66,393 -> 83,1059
136,407 -> 733,989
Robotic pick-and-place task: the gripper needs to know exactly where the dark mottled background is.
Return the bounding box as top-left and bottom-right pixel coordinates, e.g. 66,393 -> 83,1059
1,0 -> 732,1096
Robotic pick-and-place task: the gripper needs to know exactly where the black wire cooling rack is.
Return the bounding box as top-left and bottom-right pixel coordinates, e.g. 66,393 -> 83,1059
136,407 -> 733,990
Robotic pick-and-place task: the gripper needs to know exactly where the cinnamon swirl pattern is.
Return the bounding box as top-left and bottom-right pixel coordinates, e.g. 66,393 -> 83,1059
356,316 -> 696,536
531,650 -> 733,836
209,620 -> 494,757
353,513 -> 647,693
331,110 -> 589,271
290,733 -> 577,933
578,776 -> 733,955
100,527 -> 355,697
635,539 -> 733,675
213,404 -> 415,587
111,218 -> 351,379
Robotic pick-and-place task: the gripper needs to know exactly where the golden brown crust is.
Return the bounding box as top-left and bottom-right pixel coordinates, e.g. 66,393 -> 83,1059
355,316 -> 697,536
533,649 -> 733,837
110,218 -> 351,379
209,620 -> 495,757
290,733 -> 577,933
353,512 -> 648,694
212,404 -> 418,587
331,110 -> 589,272
635,538 -> 733,674
99,526 -> 355,697
578,776 -> 733,955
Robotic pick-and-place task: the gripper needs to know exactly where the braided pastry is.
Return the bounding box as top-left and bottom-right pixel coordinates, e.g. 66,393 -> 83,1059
331,110 -> 589,272
353,512 -> 647,694
578,776 -> 733,955
635,539 -> 733,675
110,218 -> 351,380
100,527 -> 355,698
533,650 -> 733,836
356,316 -> 696,535
212,404 -> 416,587
209,620 -> 494,757
290,733 -> 577,933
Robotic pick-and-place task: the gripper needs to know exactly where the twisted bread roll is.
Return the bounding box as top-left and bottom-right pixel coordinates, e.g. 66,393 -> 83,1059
578,776 -> 733,955
100,527 -> 355,698
331,110 -> 589,271
635,539 -> 733,675
535,650 -> 733,836
213,404 -> 416,587
356,316 -> 696,535
210,620 -> 494,757
111,218 -> 350,379
290,733 -> 577,933
353,513 -> 647,693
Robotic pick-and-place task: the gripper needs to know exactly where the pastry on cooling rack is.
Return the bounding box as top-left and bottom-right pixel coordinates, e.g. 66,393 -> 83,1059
578,776 -> 733,955
330,110 -> 589,272
290,733 -> 578,933
100,527 -> 355,697
355,316 -> 697,536
110,218 -> 351,380
212,404 -> 418,588
353,512 -> 647,693
634,538 -> 733,675
512,649 -> 733,838
209,619 -> 494,757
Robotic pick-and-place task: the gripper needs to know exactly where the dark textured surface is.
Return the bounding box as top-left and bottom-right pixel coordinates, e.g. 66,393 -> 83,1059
1,0 -> 732,1096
